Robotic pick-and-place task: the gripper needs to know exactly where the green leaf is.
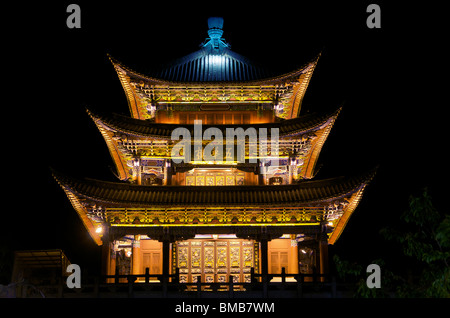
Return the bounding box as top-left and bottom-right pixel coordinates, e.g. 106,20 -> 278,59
436,215 -> 450,248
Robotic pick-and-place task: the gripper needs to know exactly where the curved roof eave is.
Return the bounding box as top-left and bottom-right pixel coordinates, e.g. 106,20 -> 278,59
108,52 -> 321,86
86,106 -> 341,139
52,167 -> 377,208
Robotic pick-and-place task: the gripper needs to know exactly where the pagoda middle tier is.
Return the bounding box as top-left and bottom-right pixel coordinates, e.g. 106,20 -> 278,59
87,107 -> 341,185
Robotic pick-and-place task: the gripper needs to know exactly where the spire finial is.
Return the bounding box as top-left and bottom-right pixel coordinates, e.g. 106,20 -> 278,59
208,17 -> 224,31
203,17 -> 228,51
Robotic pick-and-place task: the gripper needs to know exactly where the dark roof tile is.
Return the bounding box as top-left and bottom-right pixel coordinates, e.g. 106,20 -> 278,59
87,107 -> 341,138
52,168 -> 376,207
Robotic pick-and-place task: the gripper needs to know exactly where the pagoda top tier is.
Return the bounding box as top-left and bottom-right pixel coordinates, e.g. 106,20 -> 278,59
109,17 -> 320,120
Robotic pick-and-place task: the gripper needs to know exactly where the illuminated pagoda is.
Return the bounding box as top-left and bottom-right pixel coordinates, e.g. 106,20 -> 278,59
54,17 -> 374,286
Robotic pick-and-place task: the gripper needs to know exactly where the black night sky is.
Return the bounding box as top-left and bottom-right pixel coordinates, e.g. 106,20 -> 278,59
4,1 -> 446,283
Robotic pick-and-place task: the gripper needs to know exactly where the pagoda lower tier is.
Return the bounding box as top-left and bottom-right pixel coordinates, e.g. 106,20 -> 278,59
53,168 -> 375,281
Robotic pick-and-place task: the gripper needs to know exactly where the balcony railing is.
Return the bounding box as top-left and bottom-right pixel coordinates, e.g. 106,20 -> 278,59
11,267 -> 349,298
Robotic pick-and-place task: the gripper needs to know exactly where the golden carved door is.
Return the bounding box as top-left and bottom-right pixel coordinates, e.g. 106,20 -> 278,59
177,239 -> 254,284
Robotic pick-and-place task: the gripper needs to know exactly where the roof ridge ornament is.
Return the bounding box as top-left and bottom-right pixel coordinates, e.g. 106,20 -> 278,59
201,17 -> 229,52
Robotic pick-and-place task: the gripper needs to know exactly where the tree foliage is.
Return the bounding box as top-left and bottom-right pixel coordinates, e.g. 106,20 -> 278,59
334,188 -> 449,297
380,188 -> 449,297
333,254 -> 404,297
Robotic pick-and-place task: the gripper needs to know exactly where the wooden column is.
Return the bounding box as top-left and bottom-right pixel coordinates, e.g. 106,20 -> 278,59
101,228 -> 112,278
162,240 -> 171,277
319,230 -> 329,282
260,239 -> 268,275
107,241 -> 117,283
158,227 -> 173,286
133,157 -> 141,185
289,234 -> 299,274
288,156 -> 294,185
165,159 -> 172,185
132,235 -> 141,275
259,236 -> 269,298
161,238 -> 171,296
137,168 -> 142,185
258,160 -> 265,185
101,238 -> 110,277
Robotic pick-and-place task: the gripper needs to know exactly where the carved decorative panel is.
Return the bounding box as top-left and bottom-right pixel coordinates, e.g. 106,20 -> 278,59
191,247 -> 201,268
178,247 -> 188,268
230,247 -> 240,267
215,175 -> 224,185
216,246 -> 227,268
243,247 -> 253,268
204,246 -> 214,269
